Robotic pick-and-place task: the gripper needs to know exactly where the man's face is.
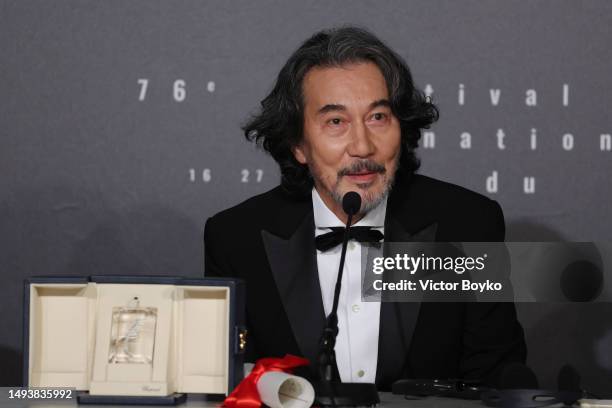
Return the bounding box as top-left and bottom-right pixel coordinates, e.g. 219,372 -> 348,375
294,62 -> 401,214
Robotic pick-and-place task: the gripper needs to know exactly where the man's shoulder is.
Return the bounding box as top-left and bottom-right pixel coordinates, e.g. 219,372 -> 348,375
205,185 -> 310,234
400,174 -> 504,240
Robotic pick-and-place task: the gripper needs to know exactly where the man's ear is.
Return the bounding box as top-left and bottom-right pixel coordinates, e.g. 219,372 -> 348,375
292,144 -> 308,165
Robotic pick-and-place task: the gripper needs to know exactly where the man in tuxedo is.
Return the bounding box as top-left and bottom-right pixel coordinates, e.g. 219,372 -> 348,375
204,26 -> 526,390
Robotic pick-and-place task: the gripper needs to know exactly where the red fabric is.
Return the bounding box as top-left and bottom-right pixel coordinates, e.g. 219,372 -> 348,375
223,354 -> 310,408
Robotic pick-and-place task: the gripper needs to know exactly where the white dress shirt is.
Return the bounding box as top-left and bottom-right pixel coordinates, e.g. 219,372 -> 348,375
312,188 -> 386,384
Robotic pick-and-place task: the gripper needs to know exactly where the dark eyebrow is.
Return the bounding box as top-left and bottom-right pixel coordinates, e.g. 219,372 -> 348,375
370,99 -> 391,109
316,99 -> 391,115
317,104 -> 346,115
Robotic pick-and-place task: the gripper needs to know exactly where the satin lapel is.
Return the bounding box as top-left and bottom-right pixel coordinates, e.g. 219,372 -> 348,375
261,212 -> 326,368
375,216 -> 415,386
376,203 -> 438,387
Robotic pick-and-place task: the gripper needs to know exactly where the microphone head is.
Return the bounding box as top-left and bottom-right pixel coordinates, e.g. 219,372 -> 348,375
560,259 -> 603,302
342,192 -> 361,216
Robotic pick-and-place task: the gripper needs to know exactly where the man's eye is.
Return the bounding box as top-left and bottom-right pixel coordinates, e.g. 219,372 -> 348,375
328,118 -> 343,125
372,112 -> 387,121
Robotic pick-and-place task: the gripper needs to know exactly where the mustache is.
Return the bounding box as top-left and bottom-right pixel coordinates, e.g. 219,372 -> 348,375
338,160 -> 386,177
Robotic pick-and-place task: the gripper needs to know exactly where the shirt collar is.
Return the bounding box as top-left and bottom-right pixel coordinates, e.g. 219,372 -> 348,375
312,187 -> 387,229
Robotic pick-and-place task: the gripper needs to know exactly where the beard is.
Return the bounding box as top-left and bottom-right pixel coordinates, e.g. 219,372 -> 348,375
311,155 -> 400,215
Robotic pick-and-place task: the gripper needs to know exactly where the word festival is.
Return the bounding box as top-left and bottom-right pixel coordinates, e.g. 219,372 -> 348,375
422,83 -> 611,195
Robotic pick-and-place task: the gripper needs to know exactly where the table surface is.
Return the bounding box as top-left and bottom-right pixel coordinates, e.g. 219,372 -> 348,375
1,392 -> 489,408
3,390 -> 589,408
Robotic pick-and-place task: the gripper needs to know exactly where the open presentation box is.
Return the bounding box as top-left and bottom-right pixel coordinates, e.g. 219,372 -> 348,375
23,275 -> 246,404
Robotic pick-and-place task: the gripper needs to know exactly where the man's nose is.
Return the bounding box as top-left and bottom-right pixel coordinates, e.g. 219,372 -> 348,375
346,122 -> 376,157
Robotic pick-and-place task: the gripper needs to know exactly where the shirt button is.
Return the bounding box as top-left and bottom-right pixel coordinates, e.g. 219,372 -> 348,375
357,370 -> 365,378
351,304 -> 360,313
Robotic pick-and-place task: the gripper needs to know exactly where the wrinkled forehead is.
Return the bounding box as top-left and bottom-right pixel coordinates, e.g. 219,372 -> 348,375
301,62 -> 390,114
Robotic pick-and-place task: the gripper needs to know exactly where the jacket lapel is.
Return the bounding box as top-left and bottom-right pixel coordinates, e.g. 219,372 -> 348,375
261,211 -> 326,369
375,175 -> 438,388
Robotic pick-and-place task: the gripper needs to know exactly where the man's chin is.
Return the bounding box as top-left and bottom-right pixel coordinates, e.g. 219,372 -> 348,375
355,181 -> 380,193
336,183 -> 387,208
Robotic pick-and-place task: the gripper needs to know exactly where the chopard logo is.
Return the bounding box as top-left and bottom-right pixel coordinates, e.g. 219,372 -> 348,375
142,385 -> 161,392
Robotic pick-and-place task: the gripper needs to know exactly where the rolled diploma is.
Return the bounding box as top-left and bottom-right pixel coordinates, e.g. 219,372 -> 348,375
256,371 -> 315,408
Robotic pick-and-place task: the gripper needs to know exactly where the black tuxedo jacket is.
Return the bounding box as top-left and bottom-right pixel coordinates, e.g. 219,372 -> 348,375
204,174 -> 526,390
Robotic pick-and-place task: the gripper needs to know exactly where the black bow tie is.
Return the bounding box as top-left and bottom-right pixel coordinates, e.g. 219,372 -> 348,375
315,226 -> 384,252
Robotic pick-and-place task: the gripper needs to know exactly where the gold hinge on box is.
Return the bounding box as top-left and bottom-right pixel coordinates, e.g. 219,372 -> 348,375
235,326 -> 247,353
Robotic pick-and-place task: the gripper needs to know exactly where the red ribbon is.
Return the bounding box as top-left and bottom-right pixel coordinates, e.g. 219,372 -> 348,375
223,354 -> 310,408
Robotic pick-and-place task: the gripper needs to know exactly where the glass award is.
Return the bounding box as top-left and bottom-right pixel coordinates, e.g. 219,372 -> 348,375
108,297 -> 157,364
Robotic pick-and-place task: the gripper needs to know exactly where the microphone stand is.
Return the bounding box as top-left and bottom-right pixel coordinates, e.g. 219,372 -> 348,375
314,194 -> 380,407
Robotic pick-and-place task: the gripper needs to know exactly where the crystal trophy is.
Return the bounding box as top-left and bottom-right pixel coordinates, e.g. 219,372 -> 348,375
108,297 -> 157,364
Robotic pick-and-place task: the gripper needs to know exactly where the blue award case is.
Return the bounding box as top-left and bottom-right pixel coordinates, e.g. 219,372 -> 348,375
23,275 -> 246,405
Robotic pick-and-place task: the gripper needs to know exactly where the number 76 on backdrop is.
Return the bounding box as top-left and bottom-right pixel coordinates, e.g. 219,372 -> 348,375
137,79 -> 215,102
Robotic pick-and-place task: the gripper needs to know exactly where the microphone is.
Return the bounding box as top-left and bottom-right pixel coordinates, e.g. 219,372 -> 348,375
342,191 -> 361,216
391,378 -> 490,400
314,192 -> 379,407
560,259 -> 603,302
481,363 -> 583,408
324,191 -> 361,355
